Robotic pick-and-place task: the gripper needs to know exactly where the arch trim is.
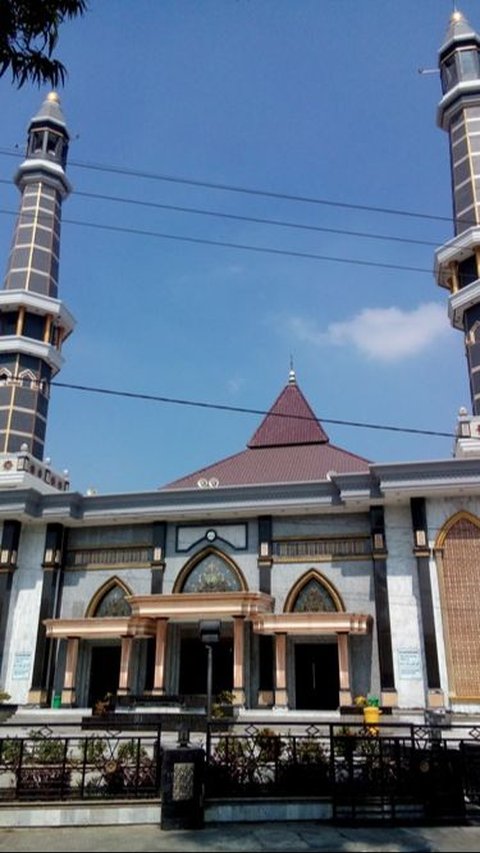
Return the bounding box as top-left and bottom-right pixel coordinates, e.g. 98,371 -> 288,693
435,510 -> 480,550
284,568 -> 345,613
86,576 -> 133,618
173,546 -> 248,593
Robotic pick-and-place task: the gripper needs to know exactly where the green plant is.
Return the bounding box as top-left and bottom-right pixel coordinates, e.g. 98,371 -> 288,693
278,734 -> 330,794
255,727 -> 284,762
334,725 -> 358,759
295,736 -> 327,765
0,737 -> 22,766
83,737 -> 107,764
28,731 -> 66,764
93,692 -> 114,717
117,739 -> 148,762
211,690 -> 235,718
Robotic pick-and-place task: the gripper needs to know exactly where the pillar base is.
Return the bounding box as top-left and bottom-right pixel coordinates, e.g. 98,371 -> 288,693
61,688 -> 76,707
380,690 -> 398,708
273,688 -> 288,708
27,689 -> 49,705
232,688 -> 245,706
257,690 -> 274,707
427,689 -> 445,708
116,687 -> 131,697
339,689 -> 352,706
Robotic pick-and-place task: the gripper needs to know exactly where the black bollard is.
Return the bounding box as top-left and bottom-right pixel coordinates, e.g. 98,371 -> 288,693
160,742 -> 205,830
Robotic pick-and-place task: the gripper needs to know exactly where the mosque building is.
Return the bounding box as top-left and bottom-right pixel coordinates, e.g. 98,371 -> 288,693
1,11 -> 480,716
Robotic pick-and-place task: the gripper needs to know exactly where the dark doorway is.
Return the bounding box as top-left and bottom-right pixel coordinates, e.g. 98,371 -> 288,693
179,637 -> 233,697
295,643 -> 339,710
88,645 -> 121,708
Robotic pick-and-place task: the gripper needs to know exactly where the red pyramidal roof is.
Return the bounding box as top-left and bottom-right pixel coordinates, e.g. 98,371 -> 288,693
163,374 -> 370,490
247,380 -> 329,448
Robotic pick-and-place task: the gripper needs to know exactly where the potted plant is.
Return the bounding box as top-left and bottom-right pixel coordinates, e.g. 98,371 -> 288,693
0,689 -> 17,722
211,690 -> 236,719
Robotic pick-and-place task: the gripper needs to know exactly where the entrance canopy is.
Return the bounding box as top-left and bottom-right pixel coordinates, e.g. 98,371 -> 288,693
44,591 -> 275,639
252,612 -> 372,635
127,591 -> 274,621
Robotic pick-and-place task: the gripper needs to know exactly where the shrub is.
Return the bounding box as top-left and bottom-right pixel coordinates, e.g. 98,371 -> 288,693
211,690 -> 235,718
255,728 -> 284,762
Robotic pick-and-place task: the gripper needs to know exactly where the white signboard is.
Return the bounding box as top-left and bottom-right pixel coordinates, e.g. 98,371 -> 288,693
397,648 -> 422,680
12,652 -> 32,680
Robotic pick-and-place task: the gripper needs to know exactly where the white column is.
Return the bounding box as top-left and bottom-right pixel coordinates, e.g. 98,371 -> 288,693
274,633 -> 288,708
337,632 -> 352,706
152,618 -> 168,694
61,636 -> 79,706
118,636 -> 133,695
233,616 -> 246,706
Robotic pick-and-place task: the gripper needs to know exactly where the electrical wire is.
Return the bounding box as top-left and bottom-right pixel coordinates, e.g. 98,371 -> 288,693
0,207 -> 434,275
0,146 -> 457,225
0,179 -> 439,250
51,379 -> 455,439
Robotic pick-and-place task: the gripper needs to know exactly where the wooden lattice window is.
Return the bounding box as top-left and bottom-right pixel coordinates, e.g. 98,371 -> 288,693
441,514 -> 480,698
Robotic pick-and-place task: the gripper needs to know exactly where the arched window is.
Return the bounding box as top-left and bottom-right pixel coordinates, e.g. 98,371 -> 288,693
88,580 -> 132,617
285,569 -> 343,613
436,512 -> 480,697
179,550 -> 243,593
18,369 -> 37,389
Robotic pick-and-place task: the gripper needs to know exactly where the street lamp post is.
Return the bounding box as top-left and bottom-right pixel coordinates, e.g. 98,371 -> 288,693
199,620 -> 221,759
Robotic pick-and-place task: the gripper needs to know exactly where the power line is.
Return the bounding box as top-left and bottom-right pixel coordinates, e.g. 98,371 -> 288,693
0,176 -> 441,249
58,188 -> 444,250
51,379 -> 455,439
0,146 -> 456,225
0,207 -> 433,275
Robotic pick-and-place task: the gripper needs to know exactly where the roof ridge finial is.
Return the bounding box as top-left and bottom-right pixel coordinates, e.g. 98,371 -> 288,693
288,354 -> 296,385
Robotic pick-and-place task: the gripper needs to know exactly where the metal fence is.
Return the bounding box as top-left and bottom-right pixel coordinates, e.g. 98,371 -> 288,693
2,716 -> 480,824
204,719 -> 480,823
0,724 -> 162,801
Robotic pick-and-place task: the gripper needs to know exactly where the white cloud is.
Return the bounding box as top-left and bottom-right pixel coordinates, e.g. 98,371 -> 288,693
289,303 -> 451,363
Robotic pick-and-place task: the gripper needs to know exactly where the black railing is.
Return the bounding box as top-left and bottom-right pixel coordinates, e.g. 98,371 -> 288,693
2,718 -> 480,822
0,725 -> 162,801
204,720 -> 480,824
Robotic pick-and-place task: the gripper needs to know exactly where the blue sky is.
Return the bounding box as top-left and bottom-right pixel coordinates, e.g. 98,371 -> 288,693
0,0 -> 473,494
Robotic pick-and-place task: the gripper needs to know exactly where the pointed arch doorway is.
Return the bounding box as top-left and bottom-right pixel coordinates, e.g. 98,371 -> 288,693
175,548 -> 244,700
86,578 -> 131,707
288,570 -> 342,711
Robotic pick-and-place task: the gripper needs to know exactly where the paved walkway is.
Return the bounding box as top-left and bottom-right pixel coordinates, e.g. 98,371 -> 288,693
1,822 -> 480,852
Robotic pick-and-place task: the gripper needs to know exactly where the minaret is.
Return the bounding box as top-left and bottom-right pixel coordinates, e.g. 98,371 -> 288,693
434,10 -> 480,454
0,93 -> 74,486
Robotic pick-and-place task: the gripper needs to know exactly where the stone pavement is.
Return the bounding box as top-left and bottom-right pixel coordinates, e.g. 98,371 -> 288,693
1,822 -> 480,852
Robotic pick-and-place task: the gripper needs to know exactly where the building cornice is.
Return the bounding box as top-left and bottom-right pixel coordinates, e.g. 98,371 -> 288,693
2,456 -> 480,522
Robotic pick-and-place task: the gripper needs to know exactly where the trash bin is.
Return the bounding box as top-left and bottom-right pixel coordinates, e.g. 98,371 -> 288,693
160,744 -> 205,830
51,693 -> 62,709
363,705 -> 381,732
